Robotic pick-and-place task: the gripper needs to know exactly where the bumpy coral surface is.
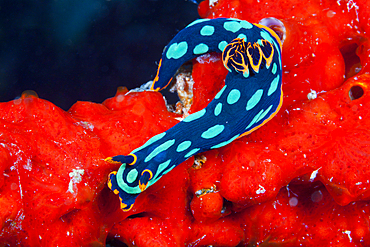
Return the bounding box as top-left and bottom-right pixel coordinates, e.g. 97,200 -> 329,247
1,0 -> 370,246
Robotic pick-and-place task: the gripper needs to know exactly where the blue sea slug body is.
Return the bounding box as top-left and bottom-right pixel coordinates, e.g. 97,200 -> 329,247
106,18 -> 283,211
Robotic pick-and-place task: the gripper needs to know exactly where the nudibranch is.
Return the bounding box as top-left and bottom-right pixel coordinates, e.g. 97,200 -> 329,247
106,18 -> 283,211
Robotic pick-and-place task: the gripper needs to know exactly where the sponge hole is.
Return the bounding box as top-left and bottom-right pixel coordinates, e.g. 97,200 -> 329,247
349,85 -> 364,100
339,43 -> 362,79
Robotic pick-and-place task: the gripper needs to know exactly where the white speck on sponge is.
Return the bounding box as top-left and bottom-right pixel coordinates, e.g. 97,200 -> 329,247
76,121 -> 94,131
343,230 -> 352,242
256,185 -> 266,195
130,80 -> 152,93
23,159 -> 32,171
209,0 -> 218,6
67,169 -> 84,194
307,89 -> 317,100
289,197 -> 299,207
309,167 -> 321,182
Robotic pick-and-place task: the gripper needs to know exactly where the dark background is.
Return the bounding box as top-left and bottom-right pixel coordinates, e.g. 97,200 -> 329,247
0,0 -> 200,110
